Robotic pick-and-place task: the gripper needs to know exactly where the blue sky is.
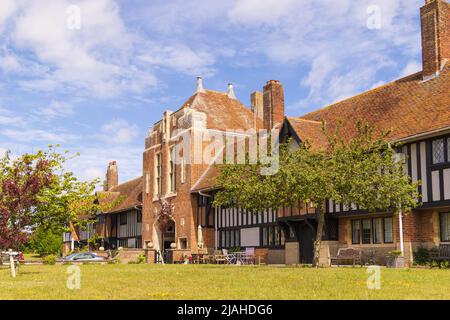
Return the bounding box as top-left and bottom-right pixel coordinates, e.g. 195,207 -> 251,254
0,0 -> 424,183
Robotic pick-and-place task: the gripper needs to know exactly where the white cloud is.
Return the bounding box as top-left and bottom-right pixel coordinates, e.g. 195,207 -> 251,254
227,0 -> 421,110
4,0 -> 156,98
0,54 -> 21,73
65,144 -> 142,183
138,44 -> 215,76
0,128 -> 77,143
400,60 -> 421,77
0,0 -> 18,31
83,167 -> 105,181
36,100 -> 74,120
99,119 -> 139,144
0,106 -> 24,127
229,0 -> 297,26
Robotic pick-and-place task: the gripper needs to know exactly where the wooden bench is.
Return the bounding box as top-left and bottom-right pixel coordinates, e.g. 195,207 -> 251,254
430,244 -> 450,268
331,248 -> 362,267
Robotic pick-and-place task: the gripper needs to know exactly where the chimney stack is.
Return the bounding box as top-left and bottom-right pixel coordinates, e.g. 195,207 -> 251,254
263,80 -> 285,130
104,161 -> 118,191
196,76 -> 205,93
251,91 -> 264,120
420,0 -> 449,79
227,83 -> 237,99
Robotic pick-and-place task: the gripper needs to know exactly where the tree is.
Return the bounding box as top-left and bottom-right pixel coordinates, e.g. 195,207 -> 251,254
24,226 -> 63,256
0,146 -> 107,251
214,122 -> 420,267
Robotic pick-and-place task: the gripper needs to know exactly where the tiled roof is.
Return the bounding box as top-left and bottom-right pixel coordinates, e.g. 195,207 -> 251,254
179,90 -> 263,131
98,177 -> 143,213
180,89 -> 263,192
294,64 -> 450,146
286,117 -> 328,151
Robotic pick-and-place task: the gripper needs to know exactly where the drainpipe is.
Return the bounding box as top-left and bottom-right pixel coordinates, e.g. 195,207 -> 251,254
399,209 -> 404,256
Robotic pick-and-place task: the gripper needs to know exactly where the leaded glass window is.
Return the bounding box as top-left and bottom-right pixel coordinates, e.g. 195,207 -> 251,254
352,220 -> 361,244
448,138 -> 450,162
384,217 -> 393,243
373,218 -> 383,244
432,139 -> 445,164
441,213 -> 450,242
362,219 -> 371,244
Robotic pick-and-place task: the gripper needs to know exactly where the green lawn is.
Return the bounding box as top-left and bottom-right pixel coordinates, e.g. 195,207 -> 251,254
23,253 -> 43,262
0,264 -> 449,300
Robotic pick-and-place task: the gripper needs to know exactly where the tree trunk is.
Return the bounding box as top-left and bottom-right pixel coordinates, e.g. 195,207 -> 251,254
312,206 -> 325,267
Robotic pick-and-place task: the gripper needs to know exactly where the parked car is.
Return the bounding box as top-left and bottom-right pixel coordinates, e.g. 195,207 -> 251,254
63,252 -> 106,262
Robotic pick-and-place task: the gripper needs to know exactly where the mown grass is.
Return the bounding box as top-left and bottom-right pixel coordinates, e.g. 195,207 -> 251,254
0,264 -> 449,300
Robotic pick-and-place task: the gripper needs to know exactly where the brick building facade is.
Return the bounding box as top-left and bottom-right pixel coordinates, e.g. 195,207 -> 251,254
64,0 -> 449,266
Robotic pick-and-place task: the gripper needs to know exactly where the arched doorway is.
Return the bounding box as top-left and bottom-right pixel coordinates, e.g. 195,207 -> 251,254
162,219 -> 175,252
153,217 -> 176,263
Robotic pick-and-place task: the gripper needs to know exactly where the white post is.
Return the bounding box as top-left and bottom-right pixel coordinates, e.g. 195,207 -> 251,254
9,249 -> 16,278
398,210 -> 404,256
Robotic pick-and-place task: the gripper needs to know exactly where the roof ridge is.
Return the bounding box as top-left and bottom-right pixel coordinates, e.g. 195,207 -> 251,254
290,117 -> 323,124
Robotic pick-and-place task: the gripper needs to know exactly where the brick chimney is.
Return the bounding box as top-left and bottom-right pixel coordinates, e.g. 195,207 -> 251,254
251,91 -> 264,121
104,161 -> 118,191
421,0 -> 449,79
263,80 -> 285,130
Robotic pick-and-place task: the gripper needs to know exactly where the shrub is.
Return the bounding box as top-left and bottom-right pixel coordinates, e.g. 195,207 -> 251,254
413,247 -> 432,265
25,227 -> 62,256
43,255 -> 57,265
136,254 -> 146,264
413,246 -> 439,266
388,250 -> 403,257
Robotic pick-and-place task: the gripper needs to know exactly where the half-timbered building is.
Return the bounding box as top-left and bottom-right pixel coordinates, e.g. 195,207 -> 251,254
67,0 -> 449,266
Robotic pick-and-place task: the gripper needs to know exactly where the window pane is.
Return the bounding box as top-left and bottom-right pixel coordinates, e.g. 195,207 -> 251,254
262,227 -> 268,246
373,218 -> 383,244
448,138 -> 450,162
384,217 -> 393,243
352,220 -> 361,244
137,212 -> 142,223
362,219 -> 371,244
231,229 -> 235,247
225,231 -> 229,247
268,226 -> 274,246
274,226 -> 281,246
432,139 -> 445,164
221,231 -> 225,248
235,230 -> 240,247
441,213 -> 450,242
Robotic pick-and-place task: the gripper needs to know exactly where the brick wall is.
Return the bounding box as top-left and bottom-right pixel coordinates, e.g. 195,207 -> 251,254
263,80 -> 284,130
335,209 -> 441,265
421,0 -> 449,78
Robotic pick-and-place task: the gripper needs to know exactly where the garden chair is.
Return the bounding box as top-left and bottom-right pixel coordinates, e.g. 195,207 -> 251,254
223,249 -> 236,264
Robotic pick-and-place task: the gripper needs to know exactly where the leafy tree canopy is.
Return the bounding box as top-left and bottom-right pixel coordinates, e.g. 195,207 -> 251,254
0,146 -> 115,250
214,122 -> 420,266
